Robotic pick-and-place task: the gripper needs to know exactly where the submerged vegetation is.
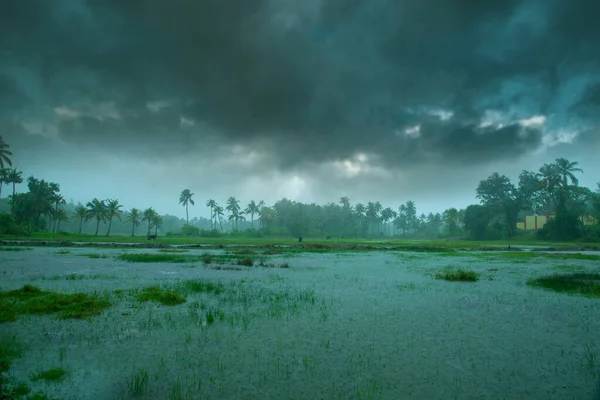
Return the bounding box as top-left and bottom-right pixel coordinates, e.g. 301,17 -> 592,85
435,268 -> 480,282
527,272 -> 600,298
0,285 -> 111,322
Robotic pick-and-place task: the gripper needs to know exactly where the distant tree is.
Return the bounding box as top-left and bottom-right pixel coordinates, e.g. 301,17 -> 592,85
51,194 -> 66,232
226,197 -> 242,230
125,208 -> 142,237
555,157 -> 583,187
86,198 -> 107,236
463,204 -> 493,240
6,168 -> 23,211
206,199 -> 217,229
142,207 -> 157,236
72,205 -> 88,234
213,205 -> 224,232
55,208 -> 70,232
179,189 -> 195,225
339,197 -> 351,209
0,168 -> 7,198
0,136 -> 13,169
476,172 -> 520,237
244,200 -> 260,229
380,207 -> 394,236
443,208 -> 460,236
152,214 -> 163,236
104,198 -> 123,236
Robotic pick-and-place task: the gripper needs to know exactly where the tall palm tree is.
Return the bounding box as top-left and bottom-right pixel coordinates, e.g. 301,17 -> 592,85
339,196 -> 351,208
206,199 -> 217,229
226,197 -> 242,230
179,189 -> 195,224
55,208 -> 70,232
213,205 -> 224,232
381,207 -> 394,236
6,168 -> 23,211
142,207 -> 157,236
52,194 -> 66,232
0,168 -> 7,198
0,136 -> 13,169
86,198 -> 108,236
554,158 -> 583,187
152,214 -> 163,236
73,205 -> 88,234
104,198 -> 123,236
244,200 -> 260,229
125,208 -> 142,237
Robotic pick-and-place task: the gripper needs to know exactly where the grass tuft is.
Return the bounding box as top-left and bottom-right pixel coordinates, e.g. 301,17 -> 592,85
126,368 -> 149,396
0,247 -> 32,252
236,257 -> 254,267
435,269 -> 479,282
136,286 -> 186,305
0,285 -> 111,322
30,368 -> 67,383
78,253 -> 109,259
118,253 -> 200,263
527,272 -> 600,298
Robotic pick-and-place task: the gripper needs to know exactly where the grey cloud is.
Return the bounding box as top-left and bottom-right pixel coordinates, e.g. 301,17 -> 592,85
0,0 -> 598,169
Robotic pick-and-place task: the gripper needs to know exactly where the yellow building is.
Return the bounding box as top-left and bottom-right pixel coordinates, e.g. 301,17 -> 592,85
516,214 -> 597,230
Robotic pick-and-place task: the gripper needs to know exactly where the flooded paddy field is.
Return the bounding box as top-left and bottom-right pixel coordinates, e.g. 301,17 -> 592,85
1,245 -> 599,399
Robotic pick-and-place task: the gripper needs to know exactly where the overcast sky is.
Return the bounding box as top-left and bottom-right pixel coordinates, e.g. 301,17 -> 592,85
1,0 -> 599,219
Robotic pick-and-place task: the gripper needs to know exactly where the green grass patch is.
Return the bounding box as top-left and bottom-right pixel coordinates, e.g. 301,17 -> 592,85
136,286 -> 186,305
118,253 -> 202,263
158,248 -> 189,253
180,280 -> 225,295
0,285 -> 111,322
30,368 -> 67,383
494,251 -> 600,261
53,250 -> 71,255
435,269 -> 480,282
527,273 -> 600,298
126,368 -> 149,396
77,253 -> 109,259
0,247 -> 32,252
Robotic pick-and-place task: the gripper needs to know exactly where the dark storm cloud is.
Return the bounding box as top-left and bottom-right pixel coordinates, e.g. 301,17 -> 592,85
1,0 -> 598,167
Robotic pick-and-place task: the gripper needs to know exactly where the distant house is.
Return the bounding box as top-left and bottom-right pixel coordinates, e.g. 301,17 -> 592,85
516,214 -> 597,230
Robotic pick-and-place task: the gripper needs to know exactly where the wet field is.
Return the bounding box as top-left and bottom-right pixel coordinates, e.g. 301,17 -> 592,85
1,245 -> 599,399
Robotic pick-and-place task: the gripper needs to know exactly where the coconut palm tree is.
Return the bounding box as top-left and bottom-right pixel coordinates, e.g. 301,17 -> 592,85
179,189 -> 195,225
104,198 -> 123,236
0,168 -> 7,198
206,199 -> 217,229
125,208 -> 142,237
213,205 -> 224,232
55,208 -> 70,232
554,158 -> 583,187
226,197 -> 242,230
380,207 -> 394,236
152,214 -> 163,236
52,194 -> 66,232
244,200 -> 260,229
73,205 -> 88,234
142,207 -> 157,236
6,168 -> 23,211
86,198 -> 108,236
0,136 -> 13,169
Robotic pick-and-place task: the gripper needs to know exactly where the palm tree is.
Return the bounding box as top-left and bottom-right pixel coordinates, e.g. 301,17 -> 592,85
179,189 -> 195,225
244,200 -> 260,229
213,205 -> 224,232
142,207 -> 157,236
0,136 -> 13,169
86,198 -> 108,236
381,207 -> 394,236
152,214 -> 163,236
206,199 -> 217,229
52,194 -> 66,232
6,168 -> 23,211
125,208 -> 142,237
73,205 -> 88,234
0,168 -> 7,198
55,208 -> 70,232
554,158 -> 583,187
339,196 -> 351,208
226,197 -> 242,230
104,198 -> 123,236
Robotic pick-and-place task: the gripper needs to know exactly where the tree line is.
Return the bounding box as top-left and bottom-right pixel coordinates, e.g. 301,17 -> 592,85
1,135 -> 599,240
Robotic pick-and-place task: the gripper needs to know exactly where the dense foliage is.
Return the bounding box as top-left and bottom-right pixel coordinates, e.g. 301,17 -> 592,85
0,135 -> 598,241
